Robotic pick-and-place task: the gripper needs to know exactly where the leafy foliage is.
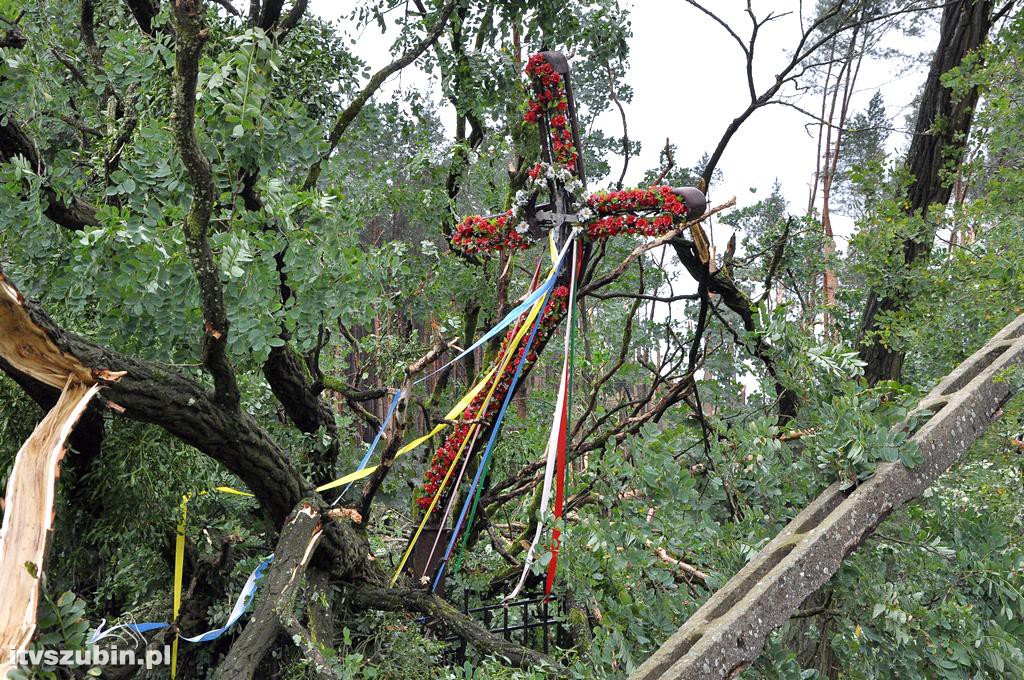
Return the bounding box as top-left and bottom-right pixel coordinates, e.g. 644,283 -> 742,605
2,1 -> 1024,679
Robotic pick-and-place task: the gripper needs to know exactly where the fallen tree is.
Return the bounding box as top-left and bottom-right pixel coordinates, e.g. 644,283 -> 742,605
633,311 -> 1024,679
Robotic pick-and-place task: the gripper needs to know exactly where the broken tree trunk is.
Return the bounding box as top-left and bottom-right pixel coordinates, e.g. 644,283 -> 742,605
217,500 -> 323,680
633,311 -> 1024,680
0,273 -> 114,677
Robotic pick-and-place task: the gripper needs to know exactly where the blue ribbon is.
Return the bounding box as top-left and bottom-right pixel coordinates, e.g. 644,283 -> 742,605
89,556 -> 274,646
331,389 -> 403,503
414,242 -> 573,387
179,556 -> 274,642
431,282 -> 554,592
89,622 -> 171,643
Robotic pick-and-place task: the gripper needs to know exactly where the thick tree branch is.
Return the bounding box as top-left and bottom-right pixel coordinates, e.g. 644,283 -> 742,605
124,0 -> 161,36
170,0 -> 241,409
278,0 -> 308,34
217,500 -> 323,680
0,115 -> 99,230
1,270 -> 369,580
255,0 -> 307,34
263,343 -> 341,485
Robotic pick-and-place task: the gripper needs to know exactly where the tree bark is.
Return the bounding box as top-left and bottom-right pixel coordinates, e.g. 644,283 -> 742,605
263,343 -> 341,485
858,0 -> 994,385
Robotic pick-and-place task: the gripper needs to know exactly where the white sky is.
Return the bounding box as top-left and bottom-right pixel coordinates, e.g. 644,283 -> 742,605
308,1 -> 936,252
303,1 -> 939,388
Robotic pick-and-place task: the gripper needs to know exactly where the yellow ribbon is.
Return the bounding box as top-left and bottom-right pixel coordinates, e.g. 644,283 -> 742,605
389,288 -> 548,586
170,487 -> 252,678
212,486 -> 254,497
170,492 -> 190,679
317,231 -> 566,499
313,364 -> 497,494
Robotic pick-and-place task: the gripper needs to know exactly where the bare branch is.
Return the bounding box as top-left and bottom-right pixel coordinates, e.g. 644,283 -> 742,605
653,138 -> 675,184
682,0 -> 750,58
607,63 -> 630,190
302,0 -> 459,190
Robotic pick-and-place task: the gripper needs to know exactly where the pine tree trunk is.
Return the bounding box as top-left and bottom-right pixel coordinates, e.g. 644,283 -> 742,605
859,0 -> 994,384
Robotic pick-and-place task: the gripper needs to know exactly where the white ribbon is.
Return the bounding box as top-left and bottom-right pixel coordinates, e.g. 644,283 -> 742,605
506,239 -> 578,600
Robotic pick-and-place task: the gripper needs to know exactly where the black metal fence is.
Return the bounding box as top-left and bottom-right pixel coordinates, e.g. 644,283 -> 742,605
422,588 -> 568,664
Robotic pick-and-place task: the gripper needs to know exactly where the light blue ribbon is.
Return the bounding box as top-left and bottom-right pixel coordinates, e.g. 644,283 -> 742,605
89,555 -> 274,646
414,235 -> 576,387
179,555 -> 274,642
331,389 -> 403,504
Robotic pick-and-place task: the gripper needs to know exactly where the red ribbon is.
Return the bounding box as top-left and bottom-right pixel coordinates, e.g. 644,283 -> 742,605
545,376 -> 569,596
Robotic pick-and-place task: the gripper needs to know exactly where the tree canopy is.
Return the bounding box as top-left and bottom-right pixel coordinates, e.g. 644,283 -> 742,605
2,0 -> 1024,678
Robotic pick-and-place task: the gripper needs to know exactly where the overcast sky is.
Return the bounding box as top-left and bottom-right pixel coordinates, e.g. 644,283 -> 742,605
308,1 -> 936,249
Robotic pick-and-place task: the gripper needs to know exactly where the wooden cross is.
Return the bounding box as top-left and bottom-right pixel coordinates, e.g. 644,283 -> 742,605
412,51 -> 711,588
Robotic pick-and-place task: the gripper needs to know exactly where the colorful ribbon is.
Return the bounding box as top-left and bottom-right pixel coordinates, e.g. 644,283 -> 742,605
433,277 -> 554,591
314,364 -> 497,495
89,487 -> 268,678
316,231 -> 580,501
507,239 -> 579,599
389,273 -> 551,586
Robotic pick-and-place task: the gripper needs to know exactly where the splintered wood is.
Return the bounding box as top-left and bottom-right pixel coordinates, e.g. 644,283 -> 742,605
0,271 -> 111,677
0,380 -> 100,671
0,273 -> 94,389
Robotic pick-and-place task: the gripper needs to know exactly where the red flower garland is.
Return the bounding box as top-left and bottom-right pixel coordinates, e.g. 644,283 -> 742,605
450,186 -> 695,255
417,286 -> 571,510
451,211 -> 528,254
524,54 -> 578,172
449,56 -> 700,257
585,186 -> 690,240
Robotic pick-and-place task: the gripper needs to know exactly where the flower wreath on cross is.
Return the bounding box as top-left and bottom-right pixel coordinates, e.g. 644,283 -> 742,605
422,52 -> 707,512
